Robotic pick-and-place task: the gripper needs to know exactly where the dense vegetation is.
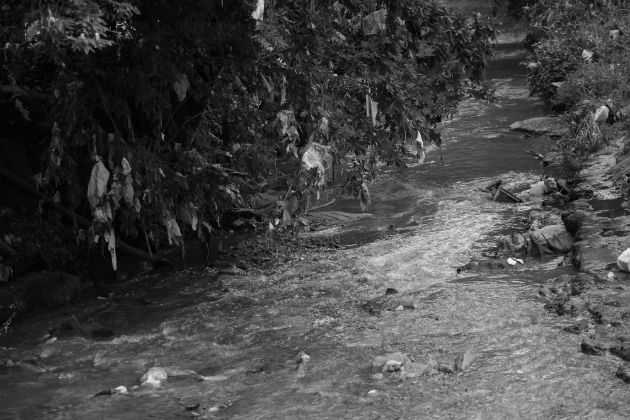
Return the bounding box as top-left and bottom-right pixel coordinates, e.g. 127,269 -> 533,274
0,1 -> 496,273
514,0 -> 630,167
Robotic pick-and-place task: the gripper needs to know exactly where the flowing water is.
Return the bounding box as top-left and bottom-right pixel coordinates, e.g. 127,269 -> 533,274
3,16 -> 630,420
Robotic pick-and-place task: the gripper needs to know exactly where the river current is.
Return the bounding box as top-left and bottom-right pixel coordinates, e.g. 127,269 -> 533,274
2,15 -> 630,420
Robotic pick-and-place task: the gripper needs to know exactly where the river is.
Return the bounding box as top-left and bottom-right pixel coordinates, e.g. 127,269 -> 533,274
2,5 -> 630,420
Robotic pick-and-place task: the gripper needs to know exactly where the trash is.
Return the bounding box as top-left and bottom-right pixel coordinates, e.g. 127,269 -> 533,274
454,350 -> 475,372
617,248 -> 630,272
581,49 -> 594,62
486,180 -> 522,203
113,385 -> 128,394
251,0 -> 264,20
593,105 -> 609,123
506,257 -> 524,266
492,187 -> 522,203
140,367 -> 168,387
416,130 -> 426,164
362,9 -> 387,35
295,351 -> 311,364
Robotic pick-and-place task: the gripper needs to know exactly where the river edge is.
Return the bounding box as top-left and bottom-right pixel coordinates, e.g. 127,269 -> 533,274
2,132 -> 630,419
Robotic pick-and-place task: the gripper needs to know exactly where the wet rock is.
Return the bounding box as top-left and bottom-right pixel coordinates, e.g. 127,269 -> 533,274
610,345 -> 630,362
564,297 -> 589,314
141,367 -> 168,387
562,211 -> 589,237
499,233 -> 527,253
453,350 -> 475,372
529,224 -> 574,255
371,353 -> 408,373
581,337 -> 609,356
509,117 -> 569,137
616,365 -> 630,383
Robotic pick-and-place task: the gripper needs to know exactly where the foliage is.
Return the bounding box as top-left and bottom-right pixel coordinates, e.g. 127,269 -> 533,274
519,0 -> 630,166
1,0 -> 497,270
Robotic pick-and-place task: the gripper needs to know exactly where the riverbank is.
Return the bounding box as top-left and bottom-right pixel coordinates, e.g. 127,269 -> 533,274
535,132 -> 630,382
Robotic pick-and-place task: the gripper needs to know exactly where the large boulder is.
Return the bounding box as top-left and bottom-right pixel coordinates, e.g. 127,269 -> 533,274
509,117 -> 569,137
529,224 -> 574,255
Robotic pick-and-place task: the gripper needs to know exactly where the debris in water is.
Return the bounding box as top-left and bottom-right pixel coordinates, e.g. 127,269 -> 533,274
140,366 -> 168,387
506,257 -> 524,266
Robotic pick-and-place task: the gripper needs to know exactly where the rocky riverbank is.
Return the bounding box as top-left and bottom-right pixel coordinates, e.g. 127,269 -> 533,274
515,134 -> 630,384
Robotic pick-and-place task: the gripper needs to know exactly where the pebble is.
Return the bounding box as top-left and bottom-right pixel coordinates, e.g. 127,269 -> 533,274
367,389 -> 379,396
394,305 -> 404,311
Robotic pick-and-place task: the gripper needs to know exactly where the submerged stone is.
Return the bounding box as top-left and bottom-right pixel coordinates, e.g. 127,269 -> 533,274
509,117 -> 569,137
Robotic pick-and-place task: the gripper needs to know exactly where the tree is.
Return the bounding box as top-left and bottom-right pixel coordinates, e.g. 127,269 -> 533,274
0,0 -> 496,271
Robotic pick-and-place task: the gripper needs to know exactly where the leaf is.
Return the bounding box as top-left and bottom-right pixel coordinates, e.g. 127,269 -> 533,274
87,158 -> 110,208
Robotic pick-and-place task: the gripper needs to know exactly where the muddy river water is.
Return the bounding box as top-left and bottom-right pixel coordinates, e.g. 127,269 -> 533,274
3,7 -> 630,420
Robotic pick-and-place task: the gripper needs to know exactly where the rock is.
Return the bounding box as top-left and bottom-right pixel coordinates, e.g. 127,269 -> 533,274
509,117 -> 569,137
581,338 -> 609,356
394,305 -> 404,311
564,297 -> 588,314
617,248 -> 630,272
385,288 -> 398,295
562,211 -> 589,236
367,389 -> 379,396
140,367 -> 168,387
529,224 -> 574,255
371,353 -> 408,372
14,359 -> 49,373
610,345 -> 630,362
499,233 -> 527,253
453,350 -> 475,372
616,365 -> 630,383
382,360 -> 403,373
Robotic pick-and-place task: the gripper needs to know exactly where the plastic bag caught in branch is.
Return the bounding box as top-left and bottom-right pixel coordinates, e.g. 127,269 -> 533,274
121,157 -> 132,175
362,9 -> 387,36
163,213 -> 183,246
359,182 -> 371,212
104,230 -> 117,271
251,0 -> 264,21
365,94 -> 378,126
302,142 -> 333,187
172,74 -> 190,102
87,157 -> 110,208
123,175 -> 134,207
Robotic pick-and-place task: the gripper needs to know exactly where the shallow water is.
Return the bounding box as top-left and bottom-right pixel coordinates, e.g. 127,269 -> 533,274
3,17 -> 630,420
